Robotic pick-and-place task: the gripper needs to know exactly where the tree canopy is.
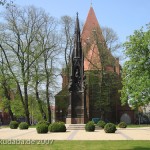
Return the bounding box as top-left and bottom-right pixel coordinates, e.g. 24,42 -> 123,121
121,23 -> 150,108
0,5 -> 60,124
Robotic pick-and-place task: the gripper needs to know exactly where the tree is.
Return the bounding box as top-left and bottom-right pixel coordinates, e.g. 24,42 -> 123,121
0,0 -> 14,8
28,94 -> 47,124
32,15 -> 60,123
30,58 -> 47,121
121,24 -> 150,108
0,0 -> 10,5
0,6 -> 59,124
60,15 -> 75,79
102,26 -> 121,53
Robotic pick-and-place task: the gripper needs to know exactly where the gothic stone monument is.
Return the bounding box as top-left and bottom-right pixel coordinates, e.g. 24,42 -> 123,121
66,14 -> 88,124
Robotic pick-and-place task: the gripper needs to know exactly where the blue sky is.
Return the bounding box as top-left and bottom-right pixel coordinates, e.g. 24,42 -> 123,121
1,0 -> 150,44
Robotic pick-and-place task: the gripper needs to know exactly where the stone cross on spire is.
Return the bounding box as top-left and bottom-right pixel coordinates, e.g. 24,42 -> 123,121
91,0 -> 93,6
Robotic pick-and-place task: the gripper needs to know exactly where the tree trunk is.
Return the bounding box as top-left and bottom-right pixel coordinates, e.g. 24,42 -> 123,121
35,81 -> 47,120
24,83 -> 30,125
46,79 -> 51,123
8,107 -> 14,121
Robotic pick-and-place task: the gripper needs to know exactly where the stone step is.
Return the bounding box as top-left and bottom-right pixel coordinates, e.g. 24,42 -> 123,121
67,124 -> 85,130
67,124 -> 102,130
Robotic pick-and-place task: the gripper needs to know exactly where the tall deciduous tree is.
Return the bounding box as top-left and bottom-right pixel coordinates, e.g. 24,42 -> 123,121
121,24 -> 150,108
29,16 -> 59,123
60,16 -> 75,79
0,6 -> 59,124
34,15 -> 60,123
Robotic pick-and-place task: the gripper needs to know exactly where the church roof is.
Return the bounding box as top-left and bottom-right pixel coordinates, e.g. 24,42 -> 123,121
82,6 -> 115,71
84,43 -> 101,71
81,6 -> 105,45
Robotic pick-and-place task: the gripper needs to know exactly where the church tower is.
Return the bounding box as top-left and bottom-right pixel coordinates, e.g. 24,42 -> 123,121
81,6 -> 121,121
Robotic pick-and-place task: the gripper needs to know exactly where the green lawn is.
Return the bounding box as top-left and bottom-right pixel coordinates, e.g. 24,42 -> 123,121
0,140 -> 150,150
126,124 -> 150,128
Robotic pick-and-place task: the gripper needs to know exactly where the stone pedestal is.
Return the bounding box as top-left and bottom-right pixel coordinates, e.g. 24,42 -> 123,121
66,92 -> 88,124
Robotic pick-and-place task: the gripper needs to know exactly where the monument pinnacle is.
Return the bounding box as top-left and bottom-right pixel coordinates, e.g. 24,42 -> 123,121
66,14 -> 87,124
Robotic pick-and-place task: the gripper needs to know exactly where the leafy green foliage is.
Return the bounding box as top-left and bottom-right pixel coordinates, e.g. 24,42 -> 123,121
118,122 -> 127,128
104,123 -> 116,133
9,121 -> 19,129
28,95 -> 47,123
36,124 -> 48,134
49,122 -> 66,132
37,121 -> 50,126
97,120 -> 106,128
11,97 -> 25,118
19,122 -> 29,130
87,70 -> 121,120
121,24 -> 150,107
0,97 -> 10,112
85,121 -> 95,132
55,88 -> 69,109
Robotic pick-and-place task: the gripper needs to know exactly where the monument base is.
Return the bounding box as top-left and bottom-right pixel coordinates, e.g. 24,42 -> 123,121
66,117 -> 88,124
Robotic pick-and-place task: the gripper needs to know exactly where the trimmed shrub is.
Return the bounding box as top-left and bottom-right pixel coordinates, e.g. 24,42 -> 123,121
85,121 -> 95,132
19,122 -> 29,130
58,122 -> 66,132
9,121 -> 19,129
49,122 -> 66,132
36,124 -> 48,134
118,122 -> 127,128
104,123 -> 117,133
97,120 -> 106,128
37,121 -> 50,126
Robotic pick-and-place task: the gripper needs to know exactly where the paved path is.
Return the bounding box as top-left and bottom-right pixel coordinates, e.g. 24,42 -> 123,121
0,127 -> 149,141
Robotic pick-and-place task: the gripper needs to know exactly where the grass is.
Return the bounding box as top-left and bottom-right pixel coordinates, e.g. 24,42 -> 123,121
0,125 -> 9,128
29,125 -> 36,128
115,124 -> 150,128
0,140 -> 150,150
126,124 -> 150,128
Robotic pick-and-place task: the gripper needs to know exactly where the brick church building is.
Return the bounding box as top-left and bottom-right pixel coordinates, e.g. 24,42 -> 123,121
55,6 -> 135,124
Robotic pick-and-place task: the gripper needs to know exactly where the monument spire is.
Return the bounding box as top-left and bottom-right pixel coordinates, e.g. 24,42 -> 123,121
74,12 -> 82,58
66,13 -> 87,124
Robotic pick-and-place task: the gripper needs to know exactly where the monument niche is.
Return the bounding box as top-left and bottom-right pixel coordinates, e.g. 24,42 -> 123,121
66,14 -> 87,124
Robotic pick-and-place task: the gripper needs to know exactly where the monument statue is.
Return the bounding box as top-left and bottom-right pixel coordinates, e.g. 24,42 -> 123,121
66,13 -> 87,124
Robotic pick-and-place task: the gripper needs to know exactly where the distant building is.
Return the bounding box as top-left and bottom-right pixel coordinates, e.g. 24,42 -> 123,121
55,6 -> 135,124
